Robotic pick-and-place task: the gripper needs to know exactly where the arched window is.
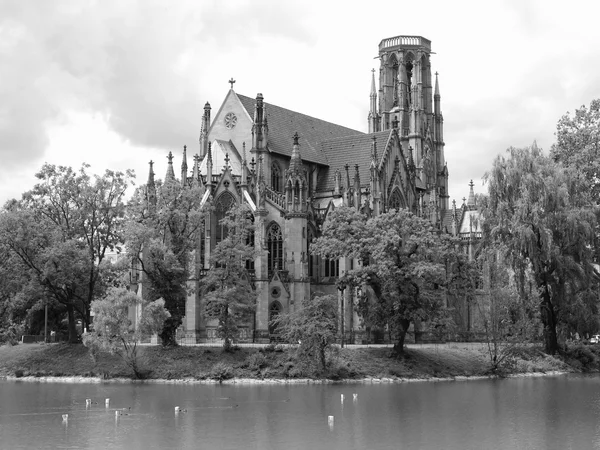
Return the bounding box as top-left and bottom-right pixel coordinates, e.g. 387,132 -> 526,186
389,189 -> 403,211
269,301 -> 282,338
307,226 -> 316,280
271,162 -> 282,192
245,213 -> 255,273
267,223 -> 283,276
215,192 -> 236,245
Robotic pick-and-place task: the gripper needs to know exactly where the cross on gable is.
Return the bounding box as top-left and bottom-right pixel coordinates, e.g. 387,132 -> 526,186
228,78 -> 236,89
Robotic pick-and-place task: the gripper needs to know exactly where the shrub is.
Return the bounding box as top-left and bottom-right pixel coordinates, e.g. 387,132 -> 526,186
565,344 -> 598,371
14,369 -> 24,378
247,352 -> 267,371
210,362 -> 234,382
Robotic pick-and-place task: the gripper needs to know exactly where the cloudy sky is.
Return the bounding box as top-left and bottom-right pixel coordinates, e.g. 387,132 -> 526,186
1,0 -> 599,205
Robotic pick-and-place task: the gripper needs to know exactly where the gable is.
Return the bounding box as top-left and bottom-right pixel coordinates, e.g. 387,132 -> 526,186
208,90 -> 253,161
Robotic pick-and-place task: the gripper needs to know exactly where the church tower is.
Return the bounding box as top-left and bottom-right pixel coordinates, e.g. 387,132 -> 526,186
369,35 -> 448,217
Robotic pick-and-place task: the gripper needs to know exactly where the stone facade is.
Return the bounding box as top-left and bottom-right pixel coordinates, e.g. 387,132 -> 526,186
144,35 -> 454,343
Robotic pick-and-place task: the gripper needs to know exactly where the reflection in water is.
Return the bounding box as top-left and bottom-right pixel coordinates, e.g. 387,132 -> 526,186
1,375 -> 600,449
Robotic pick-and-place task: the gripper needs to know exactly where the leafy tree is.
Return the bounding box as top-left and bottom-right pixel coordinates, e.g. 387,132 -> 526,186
482,144 -> 599,354
272,294 -> 338,372
20,163 -> 133,331
551,99 -> 600,201
311,207 -> 451,356
83,288 -> 170,378
0,206 -> 91,342
125,178 -> 205,346
202,203 -> 258,351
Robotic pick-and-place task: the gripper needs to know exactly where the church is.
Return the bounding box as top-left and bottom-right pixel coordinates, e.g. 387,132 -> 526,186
145,35 -> 466,343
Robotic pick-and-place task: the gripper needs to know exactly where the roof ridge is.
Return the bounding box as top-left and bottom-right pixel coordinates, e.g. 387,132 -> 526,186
237,93 -> 364,136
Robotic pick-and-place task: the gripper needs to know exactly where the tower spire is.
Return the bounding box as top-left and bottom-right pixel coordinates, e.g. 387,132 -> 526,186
165,151 -> 175,182
199,102 -> 211,159
147,160 -> 156,214
467,180 -> 476,209
181,145 -> 188,187
368,68 -> 379,133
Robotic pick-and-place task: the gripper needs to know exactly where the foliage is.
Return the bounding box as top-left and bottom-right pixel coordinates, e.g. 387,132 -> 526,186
482,144 -> 599,354
0,164 -> 133,343
273,294 -> 338,372
0,206 -> 92,342
475,248 -> 540,373
202,204 -> 258,351
82,288 -> 170,378
311,207 -> 452,355
551,99 -> 600,202
209,361 -> 235,381
125,177 -> 205,346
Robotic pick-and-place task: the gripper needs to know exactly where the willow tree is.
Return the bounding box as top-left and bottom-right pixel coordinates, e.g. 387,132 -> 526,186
311,207 -> 451,356
483,144 -> 599,354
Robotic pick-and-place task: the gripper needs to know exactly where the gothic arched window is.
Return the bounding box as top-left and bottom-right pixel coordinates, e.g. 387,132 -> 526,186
389,189 -> 403,211
245,213 -> 255,273
215,192 -> 236,245
271,162 -> 282,192
267,223 -> 283,276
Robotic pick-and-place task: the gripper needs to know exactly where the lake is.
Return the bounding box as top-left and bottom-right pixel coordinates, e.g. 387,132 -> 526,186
1,375 -> 600,449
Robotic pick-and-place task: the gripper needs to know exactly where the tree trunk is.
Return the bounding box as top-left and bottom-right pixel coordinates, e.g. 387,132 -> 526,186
392,319 -> 411,356
66,304 -> 78,344
540,285 -> 559,355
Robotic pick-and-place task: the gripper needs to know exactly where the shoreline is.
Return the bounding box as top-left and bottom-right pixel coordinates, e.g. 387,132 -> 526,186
0,370 -> 572,385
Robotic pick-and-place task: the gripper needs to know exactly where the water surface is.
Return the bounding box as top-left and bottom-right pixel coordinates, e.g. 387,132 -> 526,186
1,375 -> 600,449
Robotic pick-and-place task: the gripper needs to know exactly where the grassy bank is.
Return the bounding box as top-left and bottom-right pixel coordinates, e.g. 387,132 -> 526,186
2,342 -> 598,382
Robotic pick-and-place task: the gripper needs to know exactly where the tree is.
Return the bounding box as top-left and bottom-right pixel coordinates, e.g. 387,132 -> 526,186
0,206 -> 91,342
551,99 -> 600,201
482,144 -> 599,354
21,163 -> 133,331
83,288 -> 170,378
475,247 -> 539,373
273,294 -> 338,372
311,207 -> 451,356
202,204 -> 258,351
125,178 -> 205,346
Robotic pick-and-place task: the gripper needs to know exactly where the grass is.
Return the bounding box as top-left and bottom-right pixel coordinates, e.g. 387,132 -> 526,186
0,342 -> 588,382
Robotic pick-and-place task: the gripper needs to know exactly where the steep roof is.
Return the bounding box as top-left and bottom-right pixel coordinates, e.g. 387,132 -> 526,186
237,94 -> 363,166
317,130 -> 392,192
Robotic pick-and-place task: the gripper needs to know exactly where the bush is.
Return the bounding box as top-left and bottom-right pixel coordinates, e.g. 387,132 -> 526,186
14,369 -> 24,378
247,352 -> 267,371
564,344 -> 598,371
209,362 -> 234,382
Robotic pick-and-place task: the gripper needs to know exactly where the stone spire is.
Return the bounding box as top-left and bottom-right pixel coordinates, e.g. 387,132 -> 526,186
181,145 -> 188,187
368,68 -> 379,133
165,151 -> 175,182
353,164 -> 361,210
288,132 -> 303,174
192,154 -> 199,184
467,180 -> 476,209
241,142 -> 248,187
199,102 -> 211,159
147,160 -> 156,214
206,142 -> 213,186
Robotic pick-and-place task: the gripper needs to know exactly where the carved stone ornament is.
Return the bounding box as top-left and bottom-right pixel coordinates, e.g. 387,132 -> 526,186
224,112 -> 237,129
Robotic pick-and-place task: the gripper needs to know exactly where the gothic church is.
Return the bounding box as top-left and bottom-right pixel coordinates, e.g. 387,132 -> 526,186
148,35 -> 453,343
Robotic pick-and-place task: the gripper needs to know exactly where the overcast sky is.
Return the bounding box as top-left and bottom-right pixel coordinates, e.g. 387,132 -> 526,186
1,0 -> 599,206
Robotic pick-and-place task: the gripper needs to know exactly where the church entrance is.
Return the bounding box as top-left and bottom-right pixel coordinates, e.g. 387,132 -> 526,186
268,301 -> 282,342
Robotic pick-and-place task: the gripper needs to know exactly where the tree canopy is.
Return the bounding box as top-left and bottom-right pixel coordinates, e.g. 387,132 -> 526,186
482,144 -> 599,354
125,177 -> 206,346
201,203 -> 258,350
311,207 -> 454,355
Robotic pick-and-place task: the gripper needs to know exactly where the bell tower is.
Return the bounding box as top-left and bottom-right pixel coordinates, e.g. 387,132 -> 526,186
370,35 -> 447,212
